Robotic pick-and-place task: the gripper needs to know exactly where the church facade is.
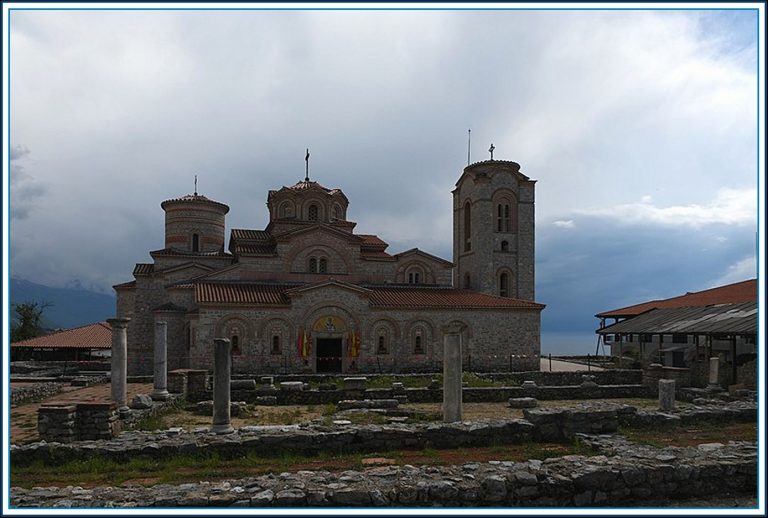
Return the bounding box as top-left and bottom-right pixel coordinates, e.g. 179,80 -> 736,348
114,158 -> 544,375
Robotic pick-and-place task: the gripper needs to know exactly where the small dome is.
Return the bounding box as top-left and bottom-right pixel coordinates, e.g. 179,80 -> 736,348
161,193 -> 230,214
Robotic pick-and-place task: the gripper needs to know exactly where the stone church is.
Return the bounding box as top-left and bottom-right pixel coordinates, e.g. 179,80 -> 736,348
114,157 -> 544,375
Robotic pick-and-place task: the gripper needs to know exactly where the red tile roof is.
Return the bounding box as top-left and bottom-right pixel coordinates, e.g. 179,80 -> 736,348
113,280 -> 136,289
230,229 -> 272,241
192,282 -> 544,310
150,248 -> 232,258
368,287 -> 545,310
360,250 -> 395,260
359,234 -> 388,248
596,279 -> 757,318
11,322 -> 112,349
233,244 -> 277,255
133,263 -> 154,276
195,282 -> 292,305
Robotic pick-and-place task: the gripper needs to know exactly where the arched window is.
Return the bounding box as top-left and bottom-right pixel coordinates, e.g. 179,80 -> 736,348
463,201 -> 472,252
500,240 -> 509,252
231,335 -> 241,355
497,203 -> 511,232
499,272 -> 509,297
377,334 -> 388,355
333,205 -> 342,221
308,204 -> 319,221
309,257 -> 318,273
414,333 -> 424,354
319,258 -> 328,273
408,271 -> 420,284
271,335 -> 281,355
464,272 -> 471,289
280,203 -> 293,218
192,233 -> 200,252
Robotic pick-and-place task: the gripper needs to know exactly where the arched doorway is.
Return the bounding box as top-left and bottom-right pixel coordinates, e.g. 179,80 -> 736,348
312,315 -> 347,373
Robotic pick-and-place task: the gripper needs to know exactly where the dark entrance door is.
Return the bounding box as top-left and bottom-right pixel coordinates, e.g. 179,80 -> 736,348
316,338 -> 342,373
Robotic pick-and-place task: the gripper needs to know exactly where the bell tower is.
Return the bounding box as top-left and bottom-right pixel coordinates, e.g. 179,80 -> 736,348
452,157 -> 535,300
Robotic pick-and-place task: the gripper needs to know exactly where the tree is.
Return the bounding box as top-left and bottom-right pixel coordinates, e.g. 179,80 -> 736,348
10,301 -> 52,342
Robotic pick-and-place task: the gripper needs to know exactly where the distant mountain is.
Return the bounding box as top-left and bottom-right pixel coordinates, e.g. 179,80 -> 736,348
9,278 -> 116,330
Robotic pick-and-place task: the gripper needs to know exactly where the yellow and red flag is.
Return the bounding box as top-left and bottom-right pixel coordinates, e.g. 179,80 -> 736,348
348,331 -> 360,358
305,331 -> 312,357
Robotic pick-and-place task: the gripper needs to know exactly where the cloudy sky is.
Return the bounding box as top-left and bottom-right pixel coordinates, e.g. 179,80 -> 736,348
6,4 -> 762,333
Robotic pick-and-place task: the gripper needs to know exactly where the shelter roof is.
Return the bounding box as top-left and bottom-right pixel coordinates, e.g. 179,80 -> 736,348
596,302 -> 757,335
11,322 -> 112,349
596,279 -> 757,318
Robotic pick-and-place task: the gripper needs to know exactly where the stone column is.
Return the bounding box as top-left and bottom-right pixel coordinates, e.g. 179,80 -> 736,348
212,338 -> 234,434
708,356 -> 722,391
442,324 -> 463,423
151,321 -> 170,401
658,379 -> 676,411
107,318 -> 130,416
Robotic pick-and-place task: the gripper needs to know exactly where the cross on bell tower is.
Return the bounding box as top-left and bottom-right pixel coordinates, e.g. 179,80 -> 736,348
489,144 -> 495,160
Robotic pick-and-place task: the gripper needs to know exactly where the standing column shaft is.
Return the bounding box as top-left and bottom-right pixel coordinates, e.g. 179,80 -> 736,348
107,318 -> 131,415
708,356 -> 721,388
151,321 -> 170,401
658,379 -> 676,411
212,338 -> 234,434
443,330 -> 463,423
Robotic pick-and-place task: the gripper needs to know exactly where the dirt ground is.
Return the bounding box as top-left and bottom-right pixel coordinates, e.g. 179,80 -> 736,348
10,383 -> 666,445
10,382 -> 154,444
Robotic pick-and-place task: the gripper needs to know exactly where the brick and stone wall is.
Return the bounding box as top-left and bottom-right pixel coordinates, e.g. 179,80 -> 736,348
117,165 -> 542,377
736,359 -> 757,390
37,402 -> 120,443
36,404 -> 77,443
190,298 -> 540,375
14,402 -> 757,508
453,161 -> 535,300
11,437 -> 757,508
76,403 -> 121,441
642,364 -> 691,394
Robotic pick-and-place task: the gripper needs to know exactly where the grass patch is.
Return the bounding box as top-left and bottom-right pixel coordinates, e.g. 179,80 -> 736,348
462,373 -> 501,388
11,440 -> 592,489
620,422 -> 757,448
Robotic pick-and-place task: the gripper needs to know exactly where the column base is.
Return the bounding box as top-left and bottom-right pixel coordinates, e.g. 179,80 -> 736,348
212,423 -> 235,435
150,389 -> 170,401
118,406 -> 131,419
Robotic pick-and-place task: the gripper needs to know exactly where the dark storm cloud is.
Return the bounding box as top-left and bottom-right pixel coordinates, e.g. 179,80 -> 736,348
537,216 -> 757,332
9,146 -> 46,220
6,8 -> 760,320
